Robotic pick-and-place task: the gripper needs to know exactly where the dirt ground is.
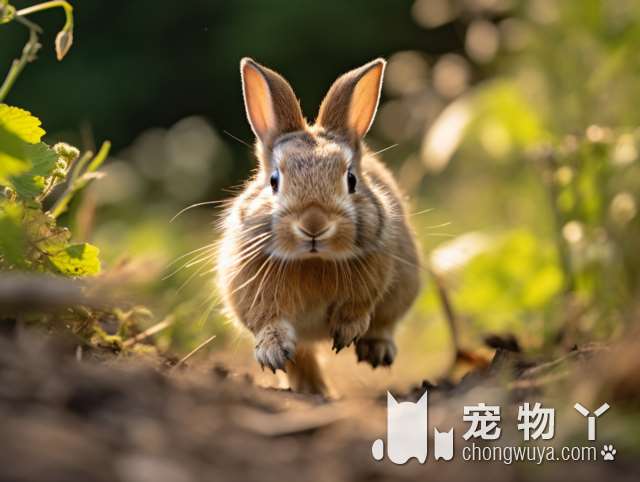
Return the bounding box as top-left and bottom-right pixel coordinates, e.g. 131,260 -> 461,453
0,321 -> 638,482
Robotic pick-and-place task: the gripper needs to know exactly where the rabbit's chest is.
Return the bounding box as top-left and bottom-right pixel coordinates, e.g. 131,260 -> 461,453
290,301 -> 331,341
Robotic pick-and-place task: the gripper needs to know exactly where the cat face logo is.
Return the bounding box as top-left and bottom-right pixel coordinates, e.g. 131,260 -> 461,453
372,391 -> 428,464
372,390 -> 454,464
433,429 -> 454,460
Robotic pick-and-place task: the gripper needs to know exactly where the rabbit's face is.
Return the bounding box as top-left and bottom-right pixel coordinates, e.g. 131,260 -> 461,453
238,57 -> 388,261
264,132 -> 369,260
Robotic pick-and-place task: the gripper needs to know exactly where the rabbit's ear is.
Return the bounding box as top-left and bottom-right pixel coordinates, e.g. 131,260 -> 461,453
240,58 -> 305,147
316,58 -> 386,141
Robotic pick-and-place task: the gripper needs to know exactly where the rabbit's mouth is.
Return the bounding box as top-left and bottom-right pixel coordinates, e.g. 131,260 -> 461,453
270,240 -> 354,261
294,238 -> 354,260
306,239 -> 335,256
290,219 -> 340,257
270,213 -> 356,260
301,238 -> 326,256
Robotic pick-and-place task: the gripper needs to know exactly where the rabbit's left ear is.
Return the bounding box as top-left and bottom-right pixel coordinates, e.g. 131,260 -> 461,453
240,58 -> 305,148
316,58 -> 386,142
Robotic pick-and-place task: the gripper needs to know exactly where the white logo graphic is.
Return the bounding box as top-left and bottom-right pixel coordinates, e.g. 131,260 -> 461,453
371,395 -> 614,465
372,391 -> 428,463
434,428 -> 454,460
372,390 -> 455,464
574,402 -> 609,441
517,402 -> 555,441
462,403 -> 501,440
601,444 -> 616,461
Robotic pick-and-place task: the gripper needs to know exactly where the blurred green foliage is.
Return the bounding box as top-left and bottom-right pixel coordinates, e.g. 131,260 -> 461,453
456,230 -> 563,330
432,0 -> 640,347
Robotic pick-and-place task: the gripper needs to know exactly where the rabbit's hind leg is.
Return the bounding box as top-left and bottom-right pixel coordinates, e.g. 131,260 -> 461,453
286,343 -> 332,397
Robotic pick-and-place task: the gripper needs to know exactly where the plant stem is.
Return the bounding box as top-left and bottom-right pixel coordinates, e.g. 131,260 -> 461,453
0,2 -> 75,100
16,1 -> 73,30
0,22 -> 41,103
540,150 -> 575,294
429,267 -> 459,351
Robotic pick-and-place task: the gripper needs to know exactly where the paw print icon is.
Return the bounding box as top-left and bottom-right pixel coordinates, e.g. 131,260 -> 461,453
601,444 -> 616,461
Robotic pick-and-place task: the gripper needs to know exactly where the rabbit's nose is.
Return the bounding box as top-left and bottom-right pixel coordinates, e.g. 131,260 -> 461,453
296,206 -> 331,238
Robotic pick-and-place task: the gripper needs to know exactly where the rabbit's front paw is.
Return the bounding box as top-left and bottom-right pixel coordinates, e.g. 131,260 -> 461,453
254,321 -> 296,373
356,336 -> 397,368
331,314 -> 370,353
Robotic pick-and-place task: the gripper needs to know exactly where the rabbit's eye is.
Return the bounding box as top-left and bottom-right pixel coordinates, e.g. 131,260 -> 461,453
270,170 -> 279,193
347,170 -> 357,194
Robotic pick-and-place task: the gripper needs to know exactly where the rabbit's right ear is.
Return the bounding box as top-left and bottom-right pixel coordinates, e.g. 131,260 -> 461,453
240,58 -> 305,147
316,58 -> 386,143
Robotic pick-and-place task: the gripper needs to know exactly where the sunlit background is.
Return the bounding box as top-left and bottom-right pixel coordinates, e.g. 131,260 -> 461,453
3,0 -> 639,389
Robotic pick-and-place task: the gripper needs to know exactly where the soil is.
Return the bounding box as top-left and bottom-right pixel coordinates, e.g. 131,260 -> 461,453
0,325 -> 638,482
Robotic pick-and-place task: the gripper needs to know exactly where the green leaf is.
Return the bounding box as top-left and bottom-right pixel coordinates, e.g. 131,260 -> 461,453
9,142 -> 58,198
0,200 -> 26,268
0,105 -> 50,191
48,243 -> 101,276
0,104 -> 46,143
0,125 -> 30,183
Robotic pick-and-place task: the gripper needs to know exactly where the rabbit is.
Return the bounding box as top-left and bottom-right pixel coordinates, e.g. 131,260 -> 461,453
216,57 -> 421,396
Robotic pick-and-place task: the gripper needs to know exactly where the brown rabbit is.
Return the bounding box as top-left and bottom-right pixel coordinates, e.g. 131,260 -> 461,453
216,57 -> 421,395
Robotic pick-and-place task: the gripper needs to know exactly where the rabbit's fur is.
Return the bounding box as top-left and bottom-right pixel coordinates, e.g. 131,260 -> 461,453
216,58 -> 421,395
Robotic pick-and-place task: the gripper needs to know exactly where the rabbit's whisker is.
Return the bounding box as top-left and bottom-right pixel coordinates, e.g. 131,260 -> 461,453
199,266 -> 217,277
236,222 -> 271,235
234,230 -> 271,248
410,208 -> 435,217
165,243 -> 217,270
163,248 -> 217,281
369,143 -> 399,157
177,258 -> 217,293
229,235 -> 272,263
230,246 -> 266,267
423,232 -> 455,238
223,243 -> 272,284
230,226 -> 271,243
183,249 -> 226,269
386,253 -> 431,275
249,257 -> 277,311
197,291 -> 222,313
361,258 -> 379,303
170,200 -> 233,223
350,258 -> 373,304
223,129 -> 252,148
195,300 -> 218,328
273,258 -> 287,311
230,252 -> 273,295
226,248 -> 268,280
353,256 -> 377,303
165,231 -> 269,282
423,221 -> 451,229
